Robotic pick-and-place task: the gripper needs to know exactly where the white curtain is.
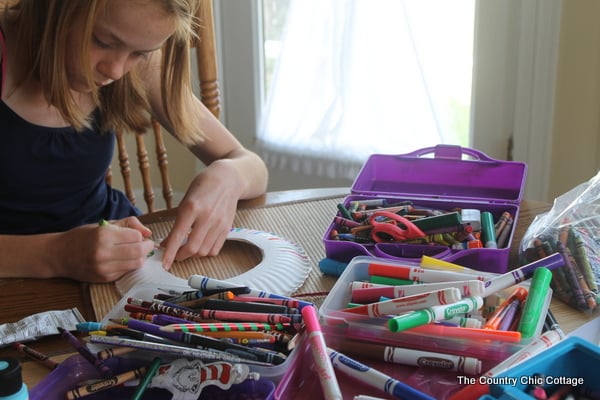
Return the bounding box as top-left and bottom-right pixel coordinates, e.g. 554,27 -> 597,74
257,0 -> 474,180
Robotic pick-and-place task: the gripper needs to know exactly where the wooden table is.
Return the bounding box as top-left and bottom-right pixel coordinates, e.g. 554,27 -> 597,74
0,188 -> 596,389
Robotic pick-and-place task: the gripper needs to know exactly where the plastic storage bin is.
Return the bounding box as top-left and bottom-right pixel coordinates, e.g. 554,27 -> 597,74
30,354 -> 277,400
99,283 -> 300,385
323,145 -> 527,273
485,336 -> 600,399
300,256 -> 552,399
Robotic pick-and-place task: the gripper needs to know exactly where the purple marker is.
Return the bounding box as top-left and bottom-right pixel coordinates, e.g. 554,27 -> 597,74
482,252 -> 564,297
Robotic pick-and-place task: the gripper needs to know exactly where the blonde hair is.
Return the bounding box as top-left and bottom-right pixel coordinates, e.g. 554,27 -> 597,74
7,0 -> 204,145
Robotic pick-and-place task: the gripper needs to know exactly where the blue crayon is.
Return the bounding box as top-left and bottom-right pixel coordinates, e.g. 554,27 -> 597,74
327,348 -> 435,400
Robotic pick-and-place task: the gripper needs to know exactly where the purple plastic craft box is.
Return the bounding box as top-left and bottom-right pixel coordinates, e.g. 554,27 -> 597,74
323,145 -> 527,273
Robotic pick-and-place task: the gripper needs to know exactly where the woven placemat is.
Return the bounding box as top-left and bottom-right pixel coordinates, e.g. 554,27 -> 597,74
90,195 -> 343,320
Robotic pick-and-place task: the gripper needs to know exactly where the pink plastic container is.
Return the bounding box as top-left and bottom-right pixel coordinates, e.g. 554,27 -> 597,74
323,145 -> 527,273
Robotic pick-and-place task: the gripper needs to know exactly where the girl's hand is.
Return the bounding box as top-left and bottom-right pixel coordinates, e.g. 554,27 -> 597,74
52,216 -> 155,282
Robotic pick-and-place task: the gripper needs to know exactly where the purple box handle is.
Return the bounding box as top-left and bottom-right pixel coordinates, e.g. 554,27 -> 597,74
403,144 -> 495,162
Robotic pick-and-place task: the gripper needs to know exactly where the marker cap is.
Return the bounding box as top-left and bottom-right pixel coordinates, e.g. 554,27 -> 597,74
388,310 -> 433,332
462,357 -> 482,375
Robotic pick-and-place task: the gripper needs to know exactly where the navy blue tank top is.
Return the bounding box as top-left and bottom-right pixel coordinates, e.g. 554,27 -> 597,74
0,27 -> 141,234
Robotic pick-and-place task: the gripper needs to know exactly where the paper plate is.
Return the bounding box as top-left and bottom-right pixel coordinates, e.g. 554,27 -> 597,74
115,227 -> 311,297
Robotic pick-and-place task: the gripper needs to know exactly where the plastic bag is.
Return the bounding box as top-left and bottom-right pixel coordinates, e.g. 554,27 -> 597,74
519,171 -> 600,313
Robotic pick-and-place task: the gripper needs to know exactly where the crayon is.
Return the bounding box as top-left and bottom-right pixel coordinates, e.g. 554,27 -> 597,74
387,296 -> 483,332
196,298 -> 299,315
327,348 -> 435,400
344,288 -> 462,317
302,305 -> 342,400
159,321 -> 288,333
517,267 -> 553,338
96,346 -> 137,360
336,341 -> 482,375
75,322 -> 128,333
555,241 -> 588,310
481,252 -> 564,297
496,215 -> 514,248
126,319 -> 286,365
14,342 -> 59,370
494,211 -> 511,238
572,230 -> 598,292
57,327 -> 113,379
65,365 -> 147,400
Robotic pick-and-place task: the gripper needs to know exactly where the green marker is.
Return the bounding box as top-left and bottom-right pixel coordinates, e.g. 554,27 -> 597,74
387,296 -> 483,332
517,267 -> 553,339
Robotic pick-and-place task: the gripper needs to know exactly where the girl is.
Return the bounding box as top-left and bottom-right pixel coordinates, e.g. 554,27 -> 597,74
0,0 -> 268,282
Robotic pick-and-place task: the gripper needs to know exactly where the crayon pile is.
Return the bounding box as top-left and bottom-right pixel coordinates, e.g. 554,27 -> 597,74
329,199 -> 515,250
44,283 -> 314,399
85,285 -> 307,366
521,224 -> 600,312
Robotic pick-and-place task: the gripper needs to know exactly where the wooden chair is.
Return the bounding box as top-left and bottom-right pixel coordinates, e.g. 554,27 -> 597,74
106,0 -> 221,213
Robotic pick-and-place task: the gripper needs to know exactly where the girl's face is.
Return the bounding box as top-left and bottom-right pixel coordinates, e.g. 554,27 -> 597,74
67,0 -> 177,93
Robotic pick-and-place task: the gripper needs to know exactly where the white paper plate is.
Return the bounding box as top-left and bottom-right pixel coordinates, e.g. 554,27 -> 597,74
115,227 -> 311,297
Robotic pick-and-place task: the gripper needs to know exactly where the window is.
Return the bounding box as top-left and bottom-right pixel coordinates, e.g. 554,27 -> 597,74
257,0 -> 474,180
216,0 -> 561,201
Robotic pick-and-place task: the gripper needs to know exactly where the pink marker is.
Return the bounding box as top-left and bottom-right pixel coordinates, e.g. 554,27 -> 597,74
301,305 -> 342,400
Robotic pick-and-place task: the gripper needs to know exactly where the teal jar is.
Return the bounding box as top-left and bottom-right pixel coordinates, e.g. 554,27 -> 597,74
0,358 -> 28,400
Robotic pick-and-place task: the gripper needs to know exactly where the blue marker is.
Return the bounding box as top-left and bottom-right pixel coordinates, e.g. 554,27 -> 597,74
187,275 -> 312,309
327,348 -> 435,400
318,258 -> 349,277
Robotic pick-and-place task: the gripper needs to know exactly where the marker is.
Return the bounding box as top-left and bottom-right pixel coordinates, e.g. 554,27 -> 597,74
447,329 -> 565,400
497,299 -> 522,331
387,296 -> 483,332
480,211 -> 498,248
350,279 -> 484,303
482,252 -> 564,297
131,357 -> 162,400
188,275 -> 312,309
368,263 -> 486,284
336,341 -> 482,375
14,343 -> 59,370
319,257 -> 349,277
419,255 -> 481,273
57,327 -> 113,378
408,324 -> 521,342
327,348 -> 435,400
483,287 -> 528,330
517,267 -> 553,338
302,305 -> 342,400
87,335 -> 272,366
344,288 -> 462,317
